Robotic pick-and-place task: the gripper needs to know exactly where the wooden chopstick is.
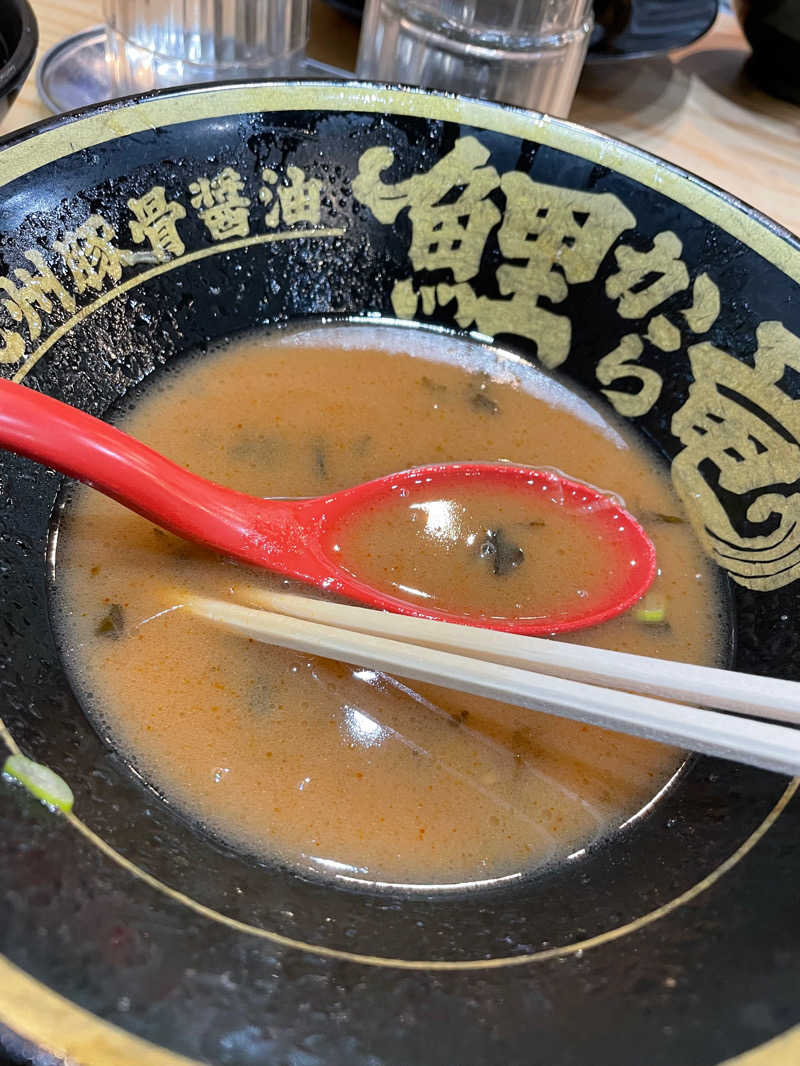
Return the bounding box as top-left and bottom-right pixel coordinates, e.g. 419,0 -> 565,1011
183,592 -> 800,778
234,587 -> 800,727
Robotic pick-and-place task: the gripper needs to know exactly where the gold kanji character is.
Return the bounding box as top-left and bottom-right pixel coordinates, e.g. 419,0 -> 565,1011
259,166 -> 322,228
189,167 -> 251,241
355,137 -> 638,370
353,137 -> 500,282
606,231 -> 689,319
53,214 -> 135,294
0,250 -> 76,347
615,267 -> 720,362
671,321 -> 800,591
487,172 -> 637,367
421,173 -> 635,369
429,277 -> 575,371
595,334 -> 663,417
128,187 -> 186,261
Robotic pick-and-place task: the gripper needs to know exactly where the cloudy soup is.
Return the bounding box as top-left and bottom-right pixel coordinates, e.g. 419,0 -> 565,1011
54,322 -> 727,890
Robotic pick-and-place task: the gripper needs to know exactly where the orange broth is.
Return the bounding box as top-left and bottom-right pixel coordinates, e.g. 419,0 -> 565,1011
54,323 -> 726,889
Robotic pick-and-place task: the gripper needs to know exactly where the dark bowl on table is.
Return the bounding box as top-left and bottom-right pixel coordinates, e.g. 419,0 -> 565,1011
0,80 -> 799,1066
734,0 -> 800,106
0,0 -> 35,126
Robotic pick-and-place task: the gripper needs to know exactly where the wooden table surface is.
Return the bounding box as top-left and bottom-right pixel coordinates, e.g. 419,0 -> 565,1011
2,3 -> 799,236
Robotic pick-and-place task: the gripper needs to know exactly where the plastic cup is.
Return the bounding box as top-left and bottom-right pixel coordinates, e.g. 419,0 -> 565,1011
356,0 -> 594,117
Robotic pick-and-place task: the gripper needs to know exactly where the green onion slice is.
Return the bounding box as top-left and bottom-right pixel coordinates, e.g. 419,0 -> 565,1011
3,754 -> 74,812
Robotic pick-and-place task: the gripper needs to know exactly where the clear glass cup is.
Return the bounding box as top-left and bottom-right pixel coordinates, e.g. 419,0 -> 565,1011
355,0 -> 594,117
104,0 -> 311,95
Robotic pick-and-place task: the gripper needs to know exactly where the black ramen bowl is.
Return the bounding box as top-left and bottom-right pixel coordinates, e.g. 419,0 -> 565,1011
0,82 -> 799,1066
0,0 -> 35,126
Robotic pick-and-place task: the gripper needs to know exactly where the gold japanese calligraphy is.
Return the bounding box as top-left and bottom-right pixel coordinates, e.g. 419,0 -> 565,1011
128,187 -> 187,261
351,134 -> 800,596
189,167 -> 250,241
595,251 -> 722,416
259,165 -> 323,228
606,231 -> 689,319
353,135 -> 636,368
596,334 -> 663,417
53,215 -> 134,294
672,321 -> 800,591
0,250 -> 75,364
353,138 -> 501,282
0,165 -> 332,370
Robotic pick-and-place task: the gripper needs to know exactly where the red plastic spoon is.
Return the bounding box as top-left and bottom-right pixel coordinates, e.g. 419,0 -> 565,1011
0,378 -> 656,635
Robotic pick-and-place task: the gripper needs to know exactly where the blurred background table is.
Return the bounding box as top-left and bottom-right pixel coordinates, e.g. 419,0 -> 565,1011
2,3 -> 799,236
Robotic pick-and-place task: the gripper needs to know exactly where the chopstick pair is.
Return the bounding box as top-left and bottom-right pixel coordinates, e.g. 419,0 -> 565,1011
183,588 -> 800,778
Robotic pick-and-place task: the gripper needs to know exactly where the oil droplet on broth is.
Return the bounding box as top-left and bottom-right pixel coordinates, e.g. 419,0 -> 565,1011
53,322 -> 728,889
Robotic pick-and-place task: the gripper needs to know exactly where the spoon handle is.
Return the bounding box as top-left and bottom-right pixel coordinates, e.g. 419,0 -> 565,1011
0,378 -> 310,569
